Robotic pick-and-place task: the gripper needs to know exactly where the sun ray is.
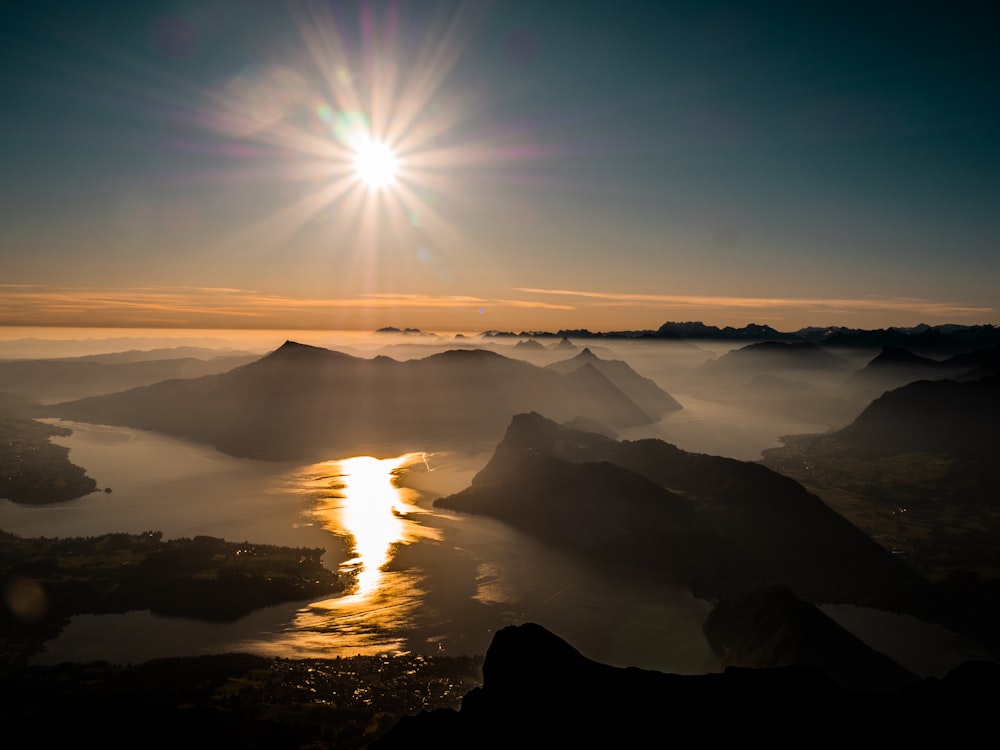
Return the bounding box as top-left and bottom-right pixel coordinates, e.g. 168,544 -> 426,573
175,0 -> 557,316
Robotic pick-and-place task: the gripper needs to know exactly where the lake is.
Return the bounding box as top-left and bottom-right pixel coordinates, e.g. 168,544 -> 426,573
0,420 -> 720,673
1,419 -> 994,678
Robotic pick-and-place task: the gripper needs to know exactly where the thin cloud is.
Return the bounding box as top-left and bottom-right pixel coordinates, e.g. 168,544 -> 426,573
515,288 -> 994,317
0,285 -> 573,328
364,293 -> 573,311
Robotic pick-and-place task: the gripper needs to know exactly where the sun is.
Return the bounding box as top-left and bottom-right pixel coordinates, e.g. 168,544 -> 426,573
353,138 -> 398,189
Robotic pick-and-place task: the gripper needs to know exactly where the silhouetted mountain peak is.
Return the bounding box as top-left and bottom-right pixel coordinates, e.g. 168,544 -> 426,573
868,346 -> 939,368
266,340 -> 324,359
259,340 -> 358,365
481,622 -> 607,692
546,348 -> 682,416
501,411 -> 608,451
656,321 -> 802,342
471,412 -> 616,486
274,340 -> 325,356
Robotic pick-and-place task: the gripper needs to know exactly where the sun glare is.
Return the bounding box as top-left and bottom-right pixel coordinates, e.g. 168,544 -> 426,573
198,1 -> 501,294
306,454 -> 425,598
353,139 -> 398,189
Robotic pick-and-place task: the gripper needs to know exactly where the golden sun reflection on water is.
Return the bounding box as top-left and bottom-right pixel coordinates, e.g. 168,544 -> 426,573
307,453 -> 428,598
259,452 -> 442,657
223,451 -> 462,658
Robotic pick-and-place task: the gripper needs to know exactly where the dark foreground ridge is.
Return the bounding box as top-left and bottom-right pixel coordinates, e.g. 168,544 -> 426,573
0,651 -> 482,750
4,615 -> 995,748
374,622 -> 1000,747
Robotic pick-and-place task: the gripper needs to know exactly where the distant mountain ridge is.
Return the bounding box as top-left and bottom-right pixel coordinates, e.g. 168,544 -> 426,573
478,322 -> 1000,352
43,342 -> 680,461
697,341 -> 855,375
680,340 -> 856,425
851,343 -> 1000,395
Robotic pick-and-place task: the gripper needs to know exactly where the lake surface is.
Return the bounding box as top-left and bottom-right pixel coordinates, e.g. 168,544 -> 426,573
0,420 -> 719,673
2,419 -> 995,677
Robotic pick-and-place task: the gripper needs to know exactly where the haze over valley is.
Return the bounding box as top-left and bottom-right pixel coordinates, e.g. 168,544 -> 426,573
4,323 -> 1000,678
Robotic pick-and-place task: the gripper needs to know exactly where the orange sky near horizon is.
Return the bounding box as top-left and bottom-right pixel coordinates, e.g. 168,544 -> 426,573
0,283 -> 993,334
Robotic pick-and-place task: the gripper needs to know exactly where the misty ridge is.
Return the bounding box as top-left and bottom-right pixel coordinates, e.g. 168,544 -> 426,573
9,320 -> 998,445
4,320 -> 1000,746
38,340 -> 682,460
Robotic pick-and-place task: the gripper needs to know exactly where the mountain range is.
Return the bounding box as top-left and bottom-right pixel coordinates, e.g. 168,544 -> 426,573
42,342 -> 681,461
479,322 -> 1000,353
849,343 -> 1000,399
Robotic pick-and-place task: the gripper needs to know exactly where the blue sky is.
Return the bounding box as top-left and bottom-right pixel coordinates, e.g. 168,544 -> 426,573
2,0 -> 998,331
